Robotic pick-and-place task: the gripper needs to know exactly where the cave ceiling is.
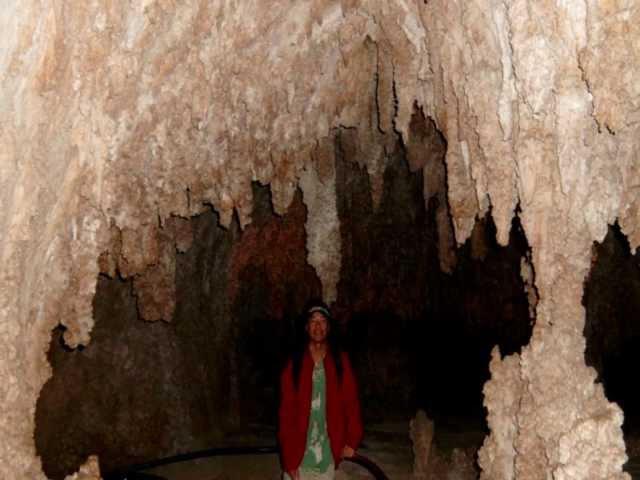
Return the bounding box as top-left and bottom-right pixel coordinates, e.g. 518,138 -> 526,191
0,1 -> 639,478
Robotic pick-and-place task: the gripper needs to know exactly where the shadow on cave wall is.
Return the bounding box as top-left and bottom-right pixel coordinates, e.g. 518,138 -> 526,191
35,111 -> 535,478
36,189 -> 321,479
584,223 -> 640,439
333,115 -> 533,427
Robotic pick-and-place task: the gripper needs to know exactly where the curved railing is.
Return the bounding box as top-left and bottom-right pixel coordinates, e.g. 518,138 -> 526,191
104,445 -> 390,480
346,453 -> 390,480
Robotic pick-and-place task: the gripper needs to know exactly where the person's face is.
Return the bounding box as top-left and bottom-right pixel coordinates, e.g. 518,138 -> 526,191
306,312 -> 329,344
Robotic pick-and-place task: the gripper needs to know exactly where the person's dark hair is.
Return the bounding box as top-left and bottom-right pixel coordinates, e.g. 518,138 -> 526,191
291,299 -> 343,388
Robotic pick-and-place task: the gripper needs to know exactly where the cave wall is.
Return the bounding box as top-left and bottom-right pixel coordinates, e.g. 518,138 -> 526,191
584,225 -> 640,431
334,118 -> 532,423
36,114 -> 533,477
1,1 -> 640,479
420,2 -> 640,479
36,189 -> 321,478
0,2 -> 427,477
37,276 -> 189,479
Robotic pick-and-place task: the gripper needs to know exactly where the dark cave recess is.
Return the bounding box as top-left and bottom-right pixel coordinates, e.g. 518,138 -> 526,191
584,223 -> 640,433
35,112 -> 534,478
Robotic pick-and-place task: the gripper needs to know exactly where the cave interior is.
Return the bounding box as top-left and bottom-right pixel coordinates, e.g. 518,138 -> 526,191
4,2 -> 640,480
30,106 -> 622,480
30,104 -> 640,480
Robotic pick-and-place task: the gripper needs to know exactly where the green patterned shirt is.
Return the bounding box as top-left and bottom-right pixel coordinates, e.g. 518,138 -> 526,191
300,362 -> 333,473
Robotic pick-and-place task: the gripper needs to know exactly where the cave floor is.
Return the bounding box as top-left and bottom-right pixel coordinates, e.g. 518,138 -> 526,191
138,423 -> 640,479
142,422 -> 416,480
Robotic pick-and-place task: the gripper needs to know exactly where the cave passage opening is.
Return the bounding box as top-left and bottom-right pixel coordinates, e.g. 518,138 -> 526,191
584,223 -> 640,464
35,112 -> 535,480
332,119 -> 534,451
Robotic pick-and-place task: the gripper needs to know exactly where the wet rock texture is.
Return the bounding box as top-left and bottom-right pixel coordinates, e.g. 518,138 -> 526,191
1,1 -> 639,479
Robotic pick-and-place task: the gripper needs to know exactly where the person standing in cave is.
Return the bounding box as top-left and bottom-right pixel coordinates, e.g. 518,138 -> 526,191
278,301 -> 363,480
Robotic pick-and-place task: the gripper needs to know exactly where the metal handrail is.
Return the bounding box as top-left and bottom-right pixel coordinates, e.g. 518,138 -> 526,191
345,453 -> 390,480
103,445 -> 390,480
103,445 -> 278,479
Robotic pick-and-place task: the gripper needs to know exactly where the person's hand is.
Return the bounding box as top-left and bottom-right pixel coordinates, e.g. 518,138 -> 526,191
342,445 -> 355,458
287,469 -> 300,480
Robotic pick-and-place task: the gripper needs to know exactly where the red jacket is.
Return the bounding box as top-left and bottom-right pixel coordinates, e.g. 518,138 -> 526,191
278,349 -> 363,472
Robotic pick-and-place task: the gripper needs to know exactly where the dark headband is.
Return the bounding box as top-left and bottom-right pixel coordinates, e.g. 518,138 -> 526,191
307,306 -> 331,318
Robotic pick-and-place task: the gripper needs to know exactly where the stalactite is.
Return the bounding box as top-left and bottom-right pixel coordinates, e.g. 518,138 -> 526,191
299,139 -> 342,303
1,0 -> 639,478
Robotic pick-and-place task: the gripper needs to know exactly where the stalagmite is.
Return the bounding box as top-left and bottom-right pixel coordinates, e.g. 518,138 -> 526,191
0,0 -> 639,478
422,1 -> 639,478
62,456 -> 100,480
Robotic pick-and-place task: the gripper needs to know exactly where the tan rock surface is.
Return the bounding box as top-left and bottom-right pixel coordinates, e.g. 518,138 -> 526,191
410,410 -> 435,480
1,0 -> 639,478
63,456 -> 101,480
0,2 -> 427,478
422,1 -> 639,478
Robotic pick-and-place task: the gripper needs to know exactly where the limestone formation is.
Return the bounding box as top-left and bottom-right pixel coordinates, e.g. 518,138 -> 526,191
299,138 -> 341,302
1,0 -> 639,478
421,1 -> 639,478
410,410 -> 477,480
410,410 -> 435,480
0,2 -> 426,477
63,456 -> 100,480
